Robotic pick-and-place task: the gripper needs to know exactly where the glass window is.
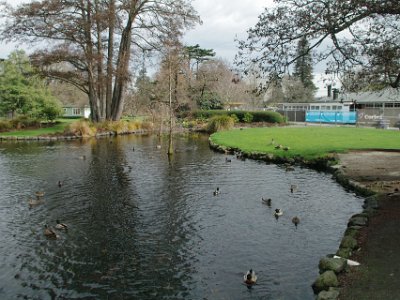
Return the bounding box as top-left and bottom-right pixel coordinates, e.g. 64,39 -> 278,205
73,108 -> 81,115
375,103 -> 383,107
365,103 -> 374,108
385,103 -> 394,108
395,103 -> 400,107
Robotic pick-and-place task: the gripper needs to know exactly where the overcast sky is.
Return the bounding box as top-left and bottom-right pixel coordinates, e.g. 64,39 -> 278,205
0,0 -> 330,96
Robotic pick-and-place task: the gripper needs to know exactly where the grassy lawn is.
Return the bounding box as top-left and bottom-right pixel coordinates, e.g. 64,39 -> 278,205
0,118 -> 77,137
210,126 -> 400,159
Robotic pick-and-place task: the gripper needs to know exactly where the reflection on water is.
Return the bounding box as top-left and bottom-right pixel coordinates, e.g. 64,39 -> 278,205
0,134 -> 363,299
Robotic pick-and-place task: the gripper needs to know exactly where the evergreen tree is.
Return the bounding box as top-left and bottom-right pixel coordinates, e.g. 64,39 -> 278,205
293,36 -> 316,93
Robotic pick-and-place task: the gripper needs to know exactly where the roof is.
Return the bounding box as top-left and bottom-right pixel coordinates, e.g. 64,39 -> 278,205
342,88 -> 400,103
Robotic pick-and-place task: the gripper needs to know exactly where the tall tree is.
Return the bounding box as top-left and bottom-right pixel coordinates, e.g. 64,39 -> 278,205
0,0 -> 199,122
293,36 -> 316,92
237,0 -> 400,89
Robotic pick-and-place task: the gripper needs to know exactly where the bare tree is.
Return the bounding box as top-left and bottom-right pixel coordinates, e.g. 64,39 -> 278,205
237,0 -> 400,89
1,0 -> 199,122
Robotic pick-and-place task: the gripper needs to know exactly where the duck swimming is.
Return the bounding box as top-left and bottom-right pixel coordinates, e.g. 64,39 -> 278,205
292,216 -> 300,227
44,224 -> 58,239
262,198 -> 272,206
28,197 -> 43,208
244,269 -> 257,285
35,191 -> 45,198
213,187 -> 220,196
55,220 -> 68,230
290,184 -> 297,193
274,208 -> 283,217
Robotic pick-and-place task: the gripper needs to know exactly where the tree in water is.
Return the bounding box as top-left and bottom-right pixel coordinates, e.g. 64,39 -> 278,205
0,0 -> 199,122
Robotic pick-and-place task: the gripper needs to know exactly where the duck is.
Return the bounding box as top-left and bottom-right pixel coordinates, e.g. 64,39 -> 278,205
290,184 -> 297,193
28,197 -> 43,208
292,216 -> 300,227
35,191 -> 45,198
283,146 -> 290,151
55,220 -> 68,230
244,269 -> 257,285
213,187 -> 220,196
79,155 -> 86,160
262,197 -> 272,206
275,144 -> 282,149
156,145 -> 162,149
58,180 -> 63,188
44,224 -> 58,239
225,157 -> 232,163
274,208 -> 283,217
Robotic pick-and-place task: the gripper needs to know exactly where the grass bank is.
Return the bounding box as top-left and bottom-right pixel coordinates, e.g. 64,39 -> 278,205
210,126 -> 400,160
0,119 -> 76,137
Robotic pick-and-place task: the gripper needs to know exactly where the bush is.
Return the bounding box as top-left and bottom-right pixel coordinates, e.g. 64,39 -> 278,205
64,120 -> 96,137
192,110 -> 285,124
0,120 -> 12,132
9,116 -> 41,129
229,114 -> 240,123
206,115 -> 235,133
243,112 -> 253,123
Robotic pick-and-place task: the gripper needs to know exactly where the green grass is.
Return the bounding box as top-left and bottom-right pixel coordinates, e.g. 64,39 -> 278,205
210,126 -> 400,159
0,118 -> 77,137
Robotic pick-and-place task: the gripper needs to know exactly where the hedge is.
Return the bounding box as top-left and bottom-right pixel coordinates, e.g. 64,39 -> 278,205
191,110 -> 285,124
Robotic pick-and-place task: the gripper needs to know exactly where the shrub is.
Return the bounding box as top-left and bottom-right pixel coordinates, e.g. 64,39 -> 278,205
64,120 -> 96,137
127,120 -> 142,131
192,110 -> 285,124
229,114 -> 240,123
9,116 -> 41,129
243,112 -> 254,123
206,115 -> 235,133
0,120 -> 12,132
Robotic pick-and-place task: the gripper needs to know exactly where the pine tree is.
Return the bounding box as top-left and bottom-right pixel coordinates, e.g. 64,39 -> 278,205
293,37 -> 316,93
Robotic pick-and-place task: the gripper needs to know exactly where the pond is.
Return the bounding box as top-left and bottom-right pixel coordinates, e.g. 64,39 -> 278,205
0,134 -> 363,299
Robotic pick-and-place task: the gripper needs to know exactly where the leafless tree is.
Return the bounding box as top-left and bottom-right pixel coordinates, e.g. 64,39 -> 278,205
237,0 -> 400,89
1,0 -> 199,121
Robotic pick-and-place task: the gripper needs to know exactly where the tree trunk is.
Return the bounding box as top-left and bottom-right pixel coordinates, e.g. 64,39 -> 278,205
106,0 -> 115,119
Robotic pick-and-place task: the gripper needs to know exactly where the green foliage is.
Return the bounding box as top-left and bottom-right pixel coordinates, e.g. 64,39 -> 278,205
243,112 -> 253,123
0,50 -> 62,120
0,120 -> 12,132
9,115 -> 41,129
192,110 -> 285,123
206,115 -> 235,133
229,114 -> 240,123
210,127 -> 400,159
293,37 -> 316,91
196,91 -> 223,110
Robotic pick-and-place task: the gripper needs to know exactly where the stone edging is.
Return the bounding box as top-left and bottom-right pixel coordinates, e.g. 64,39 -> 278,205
0,130 -> 148,141
208,138 -> 378,300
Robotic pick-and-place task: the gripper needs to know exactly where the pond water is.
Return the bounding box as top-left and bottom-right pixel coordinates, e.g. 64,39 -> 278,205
0,134 -> 363,300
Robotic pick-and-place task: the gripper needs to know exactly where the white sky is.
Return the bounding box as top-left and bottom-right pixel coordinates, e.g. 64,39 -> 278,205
0,0 -> 331,96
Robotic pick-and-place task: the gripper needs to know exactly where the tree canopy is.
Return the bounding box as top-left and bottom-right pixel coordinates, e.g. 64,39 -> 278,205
237,0 -> 400,90
0,50 -> 62,120
0,0 -> 199,122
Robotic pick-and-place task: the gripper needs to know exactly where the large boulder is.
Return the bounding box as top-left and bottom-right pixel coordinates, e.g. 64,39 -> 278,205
312,271 -> 339,294
336,247 -> 352,259
340,236 -> 358,250
347,215 -> 368,227
316,287 -> 340,300
344,226 -> 361,238
319,257 -> 347,274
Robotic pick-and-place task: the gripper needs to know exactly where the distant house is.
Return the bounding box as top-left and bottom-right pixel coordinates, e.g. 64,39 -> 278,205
63,105 -> 91,119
